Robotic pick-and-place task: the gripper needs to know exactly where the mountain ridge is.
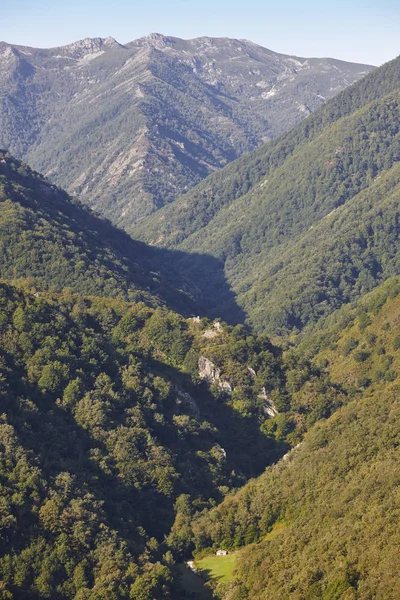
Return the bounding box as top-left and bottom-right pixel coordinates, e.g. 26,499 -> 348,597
135,53 -> 400,333
0,33 -> 374,229
0,148 -> 249,323
189,277 -> 400,599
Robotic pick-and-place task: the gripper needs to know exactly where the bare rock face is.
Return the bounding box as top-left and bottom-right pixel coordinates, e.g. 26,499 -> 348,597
198,356 -> 278,407
246,367 -> 278,416
198,356 -> 232,393
198,356 -> 222,383
0,35 -> 374,232
259,387 -> 279,417
55,37 -> 122,60
202,321 -> 223,338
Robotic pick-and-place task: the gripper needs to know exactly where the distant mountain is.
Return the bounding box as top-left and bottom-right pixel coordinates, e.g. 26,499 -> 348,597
0,34 -> 373,228
135,54 -> 400,334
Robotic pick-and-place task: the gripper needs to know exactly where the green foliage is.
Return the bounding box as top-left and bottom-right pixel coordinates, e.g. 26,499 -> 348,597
136,55 -> 400,334
0,282 -> 304,598
353,349 -> 370,363
0,151 -> 205,317
342,338 -> 359,356
0,36 -> 371,229
190,280 -> 400,598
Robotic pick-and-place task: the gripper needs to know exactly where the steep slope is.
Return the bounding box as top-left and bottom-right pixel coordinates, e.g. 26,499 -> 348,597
136,55 -> 400,333
0,149 -> 247,322
0,153 -> 341,598
0,35 -> 373,227
0,281 -> 290,599
190,278 -> 400,599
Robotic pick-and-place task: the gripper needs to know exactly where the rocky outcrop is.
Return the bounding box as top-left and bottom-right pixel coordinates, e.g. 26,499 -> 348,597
281,442 -> 303,463
259,388 -> 279,417
175,388 -> 200,418
202,321 -> 223,338
247,366 -> 257,378
198,356 -> 232,393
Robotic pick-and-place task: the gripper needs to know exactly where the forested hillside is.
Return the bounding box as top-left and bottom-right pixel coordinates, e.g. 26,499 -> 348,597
0,280 -> 290,599
0,149 -> 380,598
189,278 -> 400,599
1,25 -> 400,600
135,55 -> 400,333
0,35 -> 372,227
0,277 -> 365,599
0,149 -> 248,323
0,151 -> 338,599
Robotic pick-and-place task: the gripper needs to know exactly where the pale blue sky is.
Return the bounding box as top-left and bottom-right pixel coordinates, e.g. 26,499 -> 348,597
2,0 -> 399,66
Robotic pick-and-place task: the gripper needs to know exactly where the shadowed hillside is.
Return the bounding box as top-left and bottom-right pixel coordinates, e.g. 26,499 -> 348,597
0,150 -> 245,324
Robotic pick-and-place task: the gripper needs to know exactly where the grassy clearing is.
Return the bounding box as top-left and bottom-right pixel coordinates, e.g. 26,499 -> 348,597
193,523 -> 286,588
196,553 -> 238,585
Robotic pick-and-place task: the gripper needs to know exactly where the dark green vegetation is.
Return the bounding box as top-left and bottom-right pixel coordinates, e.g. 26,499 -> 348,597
136,54 -> 400,334
189,278 -> 400,599
0,149 -> 246,323
2,32 -> 400,600
0,280 -> 288,599
0,152 -> 368,598
0,35 -> 372,227
174,564 -> 214,600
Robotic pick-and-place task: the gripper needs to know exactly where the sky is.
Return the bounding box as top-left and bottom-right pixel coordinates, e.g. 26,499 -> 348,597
1,0 -> 399,66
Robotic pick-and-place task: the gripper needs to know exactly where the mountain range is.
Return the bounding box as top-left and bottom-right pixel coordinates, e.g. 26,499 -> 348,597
0,34 -> 373,229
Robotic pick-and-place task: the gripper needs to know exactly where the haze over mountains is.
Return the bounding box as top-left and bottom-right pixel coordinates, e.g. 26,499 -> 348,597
0,33 -> 373,229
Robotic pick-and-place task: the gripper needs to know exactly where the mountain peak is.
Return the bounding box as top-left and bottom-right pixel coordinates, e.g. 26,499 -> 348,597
0,43 -> 16,58
130,32 -> 172,50
55,36 -> 124,58
0,32 -> 375,236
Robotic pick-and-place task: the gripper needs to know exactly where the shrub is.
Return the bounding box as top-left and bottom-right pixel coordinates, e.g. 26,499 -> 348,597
354,350 -> 370,363
342,338 -> 359,356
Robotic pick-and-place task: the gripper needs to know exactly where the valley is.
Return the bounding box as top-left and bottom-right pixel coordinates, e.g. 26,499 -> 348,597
136,54 -> 400,334
0,17 -> 400,600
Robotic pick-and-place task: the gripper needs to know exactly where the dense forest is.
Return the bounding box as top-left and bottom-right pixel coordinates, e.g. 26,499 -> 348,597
135,54 -> 400,333
189,278 -> 400,598
0,149 -> 249,324
0,280 -> 283,599
0,270 -> 358,599
0,149 -> 375,598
